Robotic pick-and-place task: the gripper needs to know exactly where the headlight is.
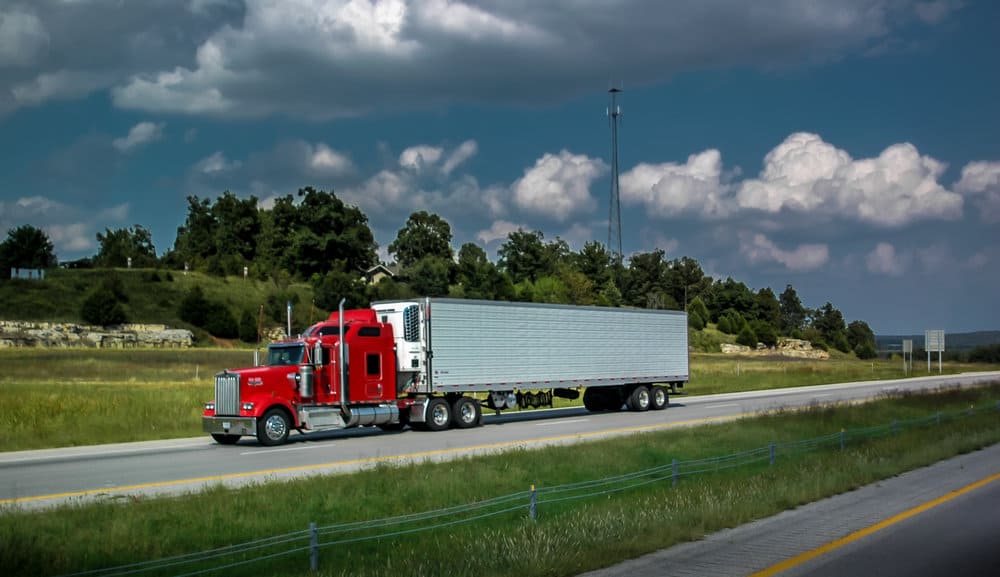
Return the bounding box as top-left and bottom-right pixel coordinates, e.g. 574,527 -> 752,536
205,403 -> 215,411
242,402 -> 255,411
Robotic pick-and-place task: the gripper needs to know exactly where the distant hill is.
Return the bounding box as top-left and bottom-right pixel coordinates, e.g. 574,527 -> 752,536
876,331 -> 1000,352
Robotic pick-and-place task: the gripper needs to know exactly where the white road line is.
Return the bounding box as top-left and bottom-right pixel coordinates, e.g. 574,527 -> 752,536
535,419 -> 588,427
0,442 -> 208,465
707,403 -> 740,409
241,445 -> 325,456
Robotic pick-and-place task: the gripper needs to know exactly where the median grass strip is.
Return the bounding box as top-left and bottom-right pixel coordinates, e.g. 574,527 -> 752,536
2,384 -> 999,577
2,347 -> 997,451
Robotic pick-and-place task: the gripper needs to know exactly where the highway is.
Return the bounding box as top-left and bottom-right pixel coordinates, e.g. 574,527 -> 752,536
2,371 -> 998,511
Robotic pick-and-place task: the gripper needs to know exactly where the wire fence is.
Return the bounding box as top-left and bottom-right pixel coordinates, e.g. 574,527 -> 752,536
59,401 -> 1000,577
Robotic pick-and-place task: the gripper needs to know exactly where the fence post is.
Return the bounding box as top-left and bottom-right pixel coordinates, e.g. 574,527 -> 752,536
936,411 -> 941,426
310,522 -> 318,572
969,404 -> 975,417
529,485 -> 537,522
769,442 -> 775,465
672,459 -> 678,487
840,428 -> 845,451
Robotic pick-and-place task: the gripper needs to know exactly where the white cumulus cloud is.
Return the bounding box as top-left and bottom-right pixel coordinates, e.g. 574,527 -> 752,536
195,151 -> 241,174
442,140 -> 478,175
512,150 -> 606,221
739,233 -> 829,272
309,142 -> 355,176
620,149 -> 733,218
0,7 -> 48,67
399,145 -> 443,172
476,220 -> 524,246
113,121 -> 165,152
955,160 -> 1000,223
737,133 -> 962,227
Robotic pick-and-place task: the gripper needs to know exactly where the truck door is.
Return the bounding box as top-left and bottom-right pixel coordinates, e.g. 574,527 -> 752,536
349,325 -> 388,402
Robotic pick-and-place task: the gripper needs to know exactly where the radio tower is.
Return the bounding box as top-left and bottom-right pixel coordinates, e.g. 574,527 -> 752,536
607,87 -> 624,266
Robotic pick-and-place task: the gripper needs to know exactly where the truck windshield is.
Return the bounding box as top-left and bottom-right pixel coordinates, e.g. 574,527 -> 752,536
267,345 -> 304,366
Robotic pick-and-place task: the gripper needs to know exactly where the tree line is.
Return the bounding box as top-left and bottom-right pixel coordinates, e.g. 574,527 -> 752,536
0,186 -> 877,357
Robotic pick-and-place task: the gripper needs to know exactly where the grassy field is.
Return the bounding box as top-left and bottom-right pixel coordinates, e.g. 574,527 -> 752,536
1,347 -> 998,451
2,385 -> 998,577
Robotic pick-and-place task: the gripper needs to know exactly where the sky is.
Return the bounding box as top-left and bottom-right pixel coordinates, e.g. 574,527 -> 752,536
0,0 -> 998,336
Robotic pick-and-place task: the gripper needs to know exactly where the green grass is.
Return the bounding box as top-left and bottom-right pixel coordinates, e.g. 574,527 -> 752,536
2,385 -> 999,577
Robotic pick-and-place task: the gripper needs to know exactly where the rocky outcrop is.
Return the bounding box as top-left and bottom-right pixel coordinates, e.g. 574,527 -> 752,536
0,321 -> 193,348
720,338 -> 829,359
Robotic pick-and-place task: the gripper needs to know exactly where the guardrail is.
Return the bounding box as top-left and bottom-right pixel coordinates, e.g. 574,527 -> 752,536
59,401 -> 1000,577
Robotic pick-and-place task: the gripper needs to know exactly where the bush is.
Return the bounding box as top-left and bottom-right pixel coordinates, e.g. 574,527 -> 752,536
751,320 -> 779,348
80,287 -> 127,326
854,342 -> 878,360
688,311 -> 705,330
239,308 -> 260,343
178,286 -> 211,327
204,307 -> 238,339
736,324 -> 758,348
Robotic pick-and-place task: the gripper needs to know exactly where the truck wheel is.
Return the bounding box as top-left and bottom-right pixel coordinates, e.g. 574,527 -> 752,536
258,408 -> 291,446
627,385 -> 651,412
583,388 -> 605,412
452,397 -> 481,429
650,386 -> 669,411
211,433 -> 241,445
425,398 -> 452,432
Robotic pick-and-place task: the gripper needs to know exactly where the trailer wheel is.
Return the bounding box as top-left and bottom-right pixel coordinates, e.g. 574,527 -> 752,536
425,398 -> 452,432
211,433 -> 241,445
583,388 -> 604,412
650,386 -> 669,410
258,408 -> 291,446
627,385 -> 651,412
452,397 -> 481,429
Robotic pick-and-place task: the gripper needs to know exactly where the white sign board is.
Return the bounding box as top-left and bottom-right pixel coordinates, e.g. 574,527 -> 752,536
925,330 -> 945,352
902,339 -> 913,354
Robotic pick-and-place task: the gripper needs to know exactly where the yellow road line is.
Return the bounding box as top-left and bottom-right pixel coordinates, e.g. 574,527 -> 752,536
749,471 -> 1000,577
0,414 -> 741,506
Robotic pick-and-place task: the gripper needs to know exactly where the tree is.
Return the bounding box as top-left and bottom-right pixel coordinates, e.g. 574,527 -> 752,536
456,243 -> 510,300
172,196 -> 216,270
779,284 -> 807,334
687,296 -> 710,328
178,286 -> 212,327
813,302 -> 850,353
847,320 -> 877,359
498,229 -> 552,284
666,256 -> 709,309
313,265 -> 370,311
704,278 -> 754,322
211,191 -> 261,275
572,241 -> 613,291
80,277 -> 128,326
388,211 -> 453,269
94,225 -> 157,268
753,287 -> 782,327
736,324 -> 758,347
289,187 -> 377,280
621,250 -> 672,309
405,255 -> 453,297
0,225 -> 57,276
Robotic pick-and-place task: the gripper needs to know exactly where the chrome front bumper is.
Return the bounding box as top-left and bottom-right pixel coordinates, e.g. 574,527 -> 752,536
203,416 -> 257,437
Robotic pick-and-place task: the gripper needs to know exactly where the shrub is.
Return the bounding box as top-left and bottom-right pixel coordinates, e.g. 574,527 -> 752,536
688,311 -> 705,330
239,308 -> 259,343
178,286 -> 211,327
80,287 -> 127,326
204,306 -> 238,339
854,342 -> 878,360
736,324 -> 758,348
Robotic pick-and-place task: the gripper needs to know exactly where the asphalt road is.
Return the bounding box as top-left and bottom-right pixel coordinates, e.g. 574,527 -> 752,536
578,437 -> 1000,577
2,371 -> 998,511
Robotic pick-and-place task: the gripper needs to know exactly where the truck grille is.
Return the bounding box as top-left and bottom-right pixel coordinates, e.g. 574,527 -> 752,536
215,372 -> 240,416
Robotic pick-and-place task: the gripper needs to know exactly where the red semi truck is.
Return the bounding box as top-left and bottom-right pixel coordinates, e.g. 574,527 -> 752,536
202,298 -> 689,446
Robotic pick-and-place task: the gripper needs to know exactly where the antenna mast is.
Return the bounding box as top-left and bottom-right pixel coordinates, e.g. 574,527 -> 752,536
607,86 -> 624,266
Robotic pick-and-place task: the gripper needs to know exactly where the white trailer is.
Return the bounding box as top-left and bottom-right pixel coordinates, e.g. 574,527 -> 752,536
372,298 -> 689,414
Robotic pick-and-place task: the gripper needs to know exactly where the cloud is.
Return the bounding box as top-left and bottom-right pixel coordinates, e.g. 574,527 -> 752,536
620,149 -> 733,219
113,122 -> 166,152
476,220 -> 524,246
512,150 -> 606,221
866,242 -> 909,276
0,195 -> 130,257
195,151 -> 241,174
442,140 -> 478,175
399,145 -> 443,172
0,1 -> 924,119
0,6 -> 49,67
914,0 -> 964,24
739,233 -> 829,271
737,133 -> 962,227
308,143 -> 355,176
955,161 -> 1000,223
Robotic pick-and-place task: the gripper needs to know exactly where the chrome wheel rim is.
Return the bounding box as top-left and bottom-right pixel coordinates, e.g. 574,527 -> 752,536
264,414 -> 287,441
432,404 -> 449,427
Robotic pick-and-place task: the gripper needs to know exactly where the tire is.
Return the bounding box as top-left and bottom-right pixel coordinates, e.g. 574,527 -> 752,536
452,397 -> 482,429
583,388 -> 604,412
627,385 -> 651,412
650,386 -> 669,411
425,398 -> 452,432
257,408 -> 291,446
211,433 -> 241,445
